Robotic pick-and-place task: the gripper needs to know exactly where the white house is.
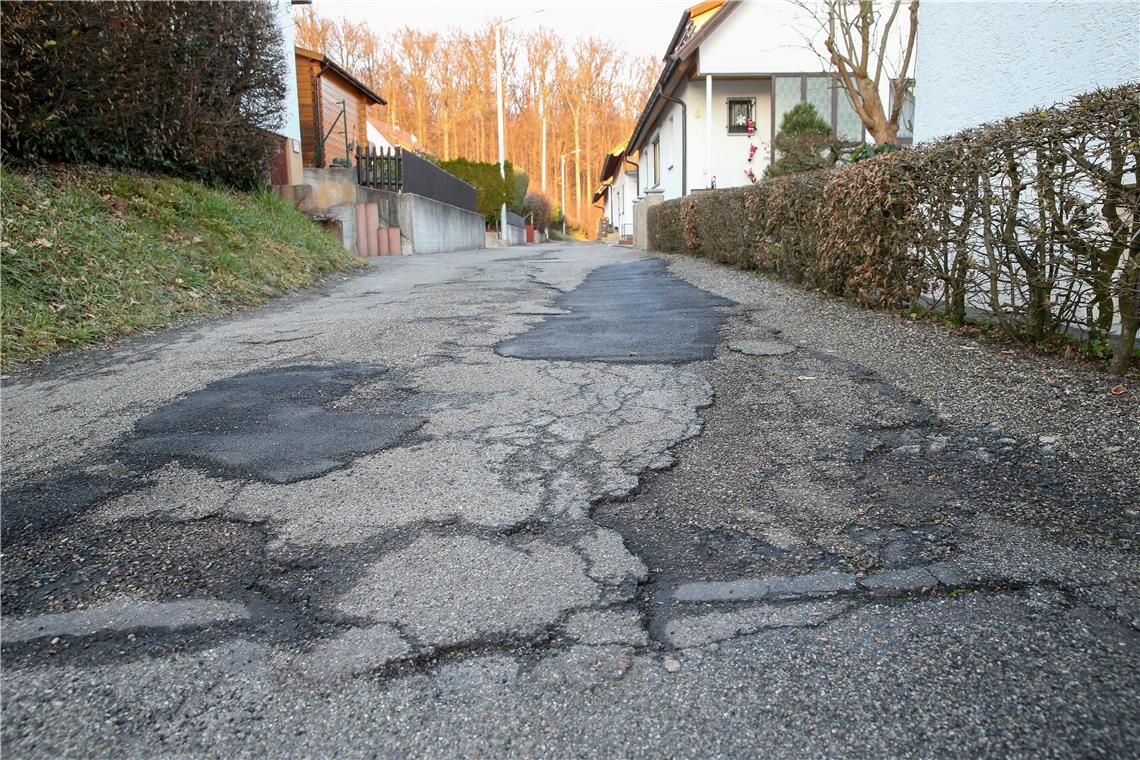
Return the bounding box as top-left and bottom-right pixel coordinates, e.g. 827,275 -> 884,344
622,0 -> 913,211
594,141 -> 639,242
267,0 -> 304,185
913,0 -> 1139,142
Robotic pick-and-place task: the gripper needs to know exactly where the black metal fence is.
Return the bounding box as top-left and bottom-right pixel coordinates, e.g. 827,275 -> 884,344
356,145 -> 401,192
356,146 -> 477,213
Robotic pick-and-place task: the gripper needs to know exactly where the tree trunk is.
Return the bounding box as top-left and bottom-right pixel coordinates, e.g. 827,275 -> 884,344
1111,255 -> 1139,376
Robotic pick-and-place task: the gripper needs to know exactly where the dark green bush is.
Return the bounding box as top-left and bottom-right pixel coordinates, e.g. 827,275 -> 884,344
681,189 -> 752,269
436,157 -> 516,222
1,1 -> 285,189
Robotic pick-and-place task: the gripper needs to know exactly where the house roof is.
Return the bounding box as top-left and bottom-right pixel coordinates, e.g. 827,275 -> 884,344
625,0 -> 742,153
296,46 -> 388,106
597,140 -> 629,183
591,182 -> 611,204
367,113 -> 420,149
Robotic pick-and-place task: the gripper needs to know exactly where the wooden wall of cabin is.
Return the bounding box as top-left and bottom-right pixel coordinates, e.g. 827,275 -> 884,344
317,70 -> 366,168
296,55 -> 321,167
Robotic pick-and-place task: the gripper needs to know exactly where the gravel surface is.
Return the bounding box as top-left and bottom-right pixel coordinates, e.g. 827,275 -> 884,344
2,243 -> 1136,759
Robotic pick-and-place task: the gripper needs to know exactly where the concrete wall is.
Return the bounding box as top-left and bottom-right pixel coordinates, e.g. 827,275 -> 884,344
633,191 -> 664,251
914,1 -> 1139,142
402,194 -> 487,253
298,167 -> 485,255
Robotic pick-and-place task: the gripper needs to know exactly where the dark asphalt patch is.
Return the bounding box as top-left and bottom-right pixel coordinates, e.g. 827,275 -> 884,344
121,364 -> 425,484
0,475 -> 141,547
496,259 -> 736,363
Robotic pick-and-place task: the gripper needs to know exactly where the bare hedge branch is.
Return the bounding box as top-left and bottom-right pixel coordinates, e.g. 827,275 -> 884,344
648,83 -> 1140,375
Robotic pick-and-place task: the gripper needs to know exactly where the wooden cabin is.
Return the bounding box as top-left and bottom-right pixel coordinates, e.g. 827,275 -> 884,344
294,47 -> 387,169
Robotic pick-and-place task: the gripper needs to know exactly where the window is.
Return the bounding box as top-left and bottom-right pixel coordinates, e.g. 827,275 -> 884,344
891,78 -> 915,145
727,98 -> 755,134
651,137 -> 661,186
771,74 -> 867,155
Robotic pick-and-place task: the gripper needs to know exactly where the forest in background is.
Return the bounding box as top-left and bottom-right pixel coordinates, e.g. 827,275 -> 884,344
294,7 -> 659,235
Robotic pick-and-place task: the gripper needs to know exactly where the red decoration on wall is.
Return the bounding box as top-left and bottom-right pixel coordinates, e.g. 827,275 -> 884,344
746,118 -> 755,136
747,143 -> 758,162
745,168 -> 757,184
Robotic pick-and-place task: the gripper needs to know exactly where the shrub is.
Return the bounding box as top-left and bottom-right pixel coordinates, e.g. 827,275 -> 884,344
644,83 -> 1140,375
1,1 -> 285,189
436,157 -> 516,222
647,200 -> 684,254
766,102 -> 836,178
681,189 -> 752,269
519,192 -> 552,230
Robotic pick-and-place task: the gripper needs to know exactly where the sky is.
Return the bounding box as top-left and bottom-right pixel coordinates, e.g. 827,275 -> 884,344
307,0 -> 693,60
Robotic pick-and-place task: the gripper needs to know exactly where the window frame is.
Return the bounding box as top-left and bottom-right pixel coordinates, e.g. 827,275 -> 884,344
770,73 -> 867,163
726,97 -> 756,135
890,77 -> 915,146
651,136 -> 661,186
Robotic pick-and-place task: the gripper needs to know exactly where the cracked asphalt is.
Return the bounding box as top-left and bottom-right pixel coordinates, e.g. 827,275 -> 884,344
2,242 -> 1137,758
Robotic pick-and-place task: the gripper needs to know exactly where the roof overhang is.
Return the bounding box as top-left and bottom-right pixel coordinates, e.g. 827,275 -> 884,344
625,0 -> 742,154
296,46 -> 388,106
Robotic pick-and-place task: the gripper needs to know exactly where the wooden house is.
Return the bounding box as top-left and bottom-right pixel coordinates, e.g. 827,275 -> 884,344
294,47 -> 387,169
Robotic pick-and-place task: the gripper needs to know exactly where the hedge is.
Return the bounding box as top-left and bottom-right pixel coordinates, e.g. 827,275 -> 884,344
1,2 -> 285,189
646,83 -> 1140,376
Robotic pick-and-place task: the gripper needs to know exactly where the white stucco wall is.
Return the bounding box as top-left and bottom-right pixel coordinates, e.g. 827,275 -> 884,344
640,101 -> 686,199
683,78 -> 773,192
914,0 -> 1139,142
272,0 -> 302,142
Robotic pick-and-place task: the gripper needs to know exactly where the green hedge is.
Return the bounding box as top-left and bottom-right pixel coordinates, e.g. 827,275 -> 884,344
645,83 -> 1140,375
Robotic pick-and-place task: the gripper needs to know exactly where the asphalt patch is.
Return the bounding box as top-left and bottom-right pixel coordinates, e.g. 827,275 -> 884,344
496,259 -> 736,363
121,364 -> 425,483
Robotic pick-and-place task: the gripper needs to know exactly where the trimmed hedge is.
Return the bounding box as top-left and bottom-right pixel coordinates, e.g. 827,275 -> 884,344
647,200 -> 684,254
1,2 -> 285,189
646,83 -> 1140,375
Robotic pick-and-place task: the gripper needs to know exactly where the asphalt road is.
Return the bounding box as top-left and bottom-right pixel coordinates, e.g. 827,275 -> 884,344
2,243 -> 1137,758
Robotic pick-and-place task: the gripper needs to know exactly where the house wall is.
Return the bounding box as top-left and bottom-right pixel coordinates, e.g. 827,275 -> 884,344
632,1 -> 913,202
913,0 -> 1139,141
697,0 -> 826,75
296,56 -> 322,167
296,57 -> 370,168
318,70 -> 368,167
638,100 -> 686,200
270,0 -> 302,144
683,77 -> 773,193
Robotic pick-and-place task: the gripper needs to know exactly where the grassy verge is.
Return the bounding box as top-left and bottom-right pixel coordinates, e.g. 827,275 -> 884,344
1,164 -> 362,368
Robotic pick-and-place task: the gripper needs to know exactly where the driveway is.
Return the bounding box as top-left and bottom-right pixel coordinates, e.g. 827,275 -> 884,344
2,243 -> 1137,758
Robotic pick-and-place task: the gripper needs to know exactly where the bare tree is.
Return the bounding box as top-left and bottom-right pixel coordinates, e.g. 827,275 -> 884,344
796,0 -> 918,144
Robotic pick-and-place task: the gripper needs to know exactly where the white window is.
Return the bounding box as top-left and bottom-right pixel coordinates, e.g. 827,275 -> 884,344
652,137 -> 661,186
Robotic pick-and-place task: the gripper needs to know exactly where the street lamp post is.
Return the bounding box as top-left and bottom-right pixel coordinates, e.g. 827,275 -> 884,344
494,10 -> 544,245
560,148 -> 579,236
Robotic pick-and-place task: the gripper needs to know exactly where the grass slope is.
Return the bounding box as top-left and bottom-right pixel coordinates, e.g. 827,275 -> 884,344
1,164 -> 361,368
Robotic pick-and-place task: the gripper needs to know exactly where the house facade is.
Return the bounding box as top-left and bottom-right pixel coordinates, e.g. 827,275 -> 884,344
912,0 -> 1138,141
267,0 -> 305,185
594,142 -> 638,243
620,0 -> 913,226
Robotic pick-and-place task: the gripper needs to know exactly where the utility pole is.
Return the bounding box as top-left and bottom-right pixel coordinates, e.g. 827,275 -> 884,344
495,22 -> 507,244
560,148 -> 579,236
493,9 -> 545,245
540,86 -> 547,192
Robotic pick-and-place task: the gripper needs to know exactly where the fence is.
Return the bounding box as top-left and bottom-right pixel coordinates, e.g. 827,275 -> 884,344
356,146 -> 477,213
